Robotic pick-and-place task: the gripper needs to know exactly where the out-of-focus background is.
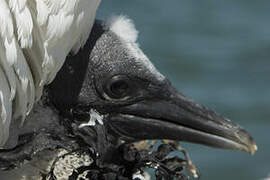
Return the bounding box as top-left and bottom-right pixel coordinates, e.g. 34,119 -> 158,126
97,1 -> 270,179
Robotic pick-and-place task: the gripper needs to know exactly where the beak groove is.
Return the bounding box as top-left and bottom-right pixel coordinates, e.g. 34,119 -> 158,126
108,85 -> 257,154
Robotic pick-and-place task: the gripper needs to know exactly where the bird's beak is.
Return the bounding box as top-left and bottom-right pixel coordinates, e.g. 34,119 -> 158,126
108,83 -> 257,154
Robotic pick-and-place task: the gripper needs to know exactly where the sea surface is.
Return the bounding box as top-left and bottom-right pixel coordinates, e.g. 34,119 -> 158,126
97,1 -> 270,180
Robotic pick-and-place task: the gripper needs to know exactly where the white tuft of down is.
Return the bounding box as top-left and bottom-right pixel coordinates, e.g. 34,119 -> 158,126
262,174 -> 270,180
109,16 -> 165,81
0,0 -> 101,148
109,15 -> 138,43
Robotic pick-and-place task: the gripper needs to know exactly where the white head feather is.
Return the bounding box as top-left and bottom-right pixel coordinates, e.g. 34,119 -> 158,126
0,0 -> 101,148
109,15 -> 139,43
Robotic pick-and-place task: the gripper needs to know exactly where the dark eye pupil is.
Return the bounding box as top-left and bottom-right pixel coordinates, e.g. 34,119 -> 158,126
110,80 -> 129,97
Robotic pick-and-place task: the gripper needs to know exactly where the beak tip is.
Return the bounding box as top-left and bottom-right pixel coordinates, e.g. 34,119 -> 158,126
235,127 -> 257,155
249,144 -> 258,155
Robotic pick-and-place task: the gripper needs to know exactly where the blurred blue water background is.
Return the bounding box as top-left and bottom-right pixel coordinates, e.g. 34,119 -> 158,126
97,1 -> 270,179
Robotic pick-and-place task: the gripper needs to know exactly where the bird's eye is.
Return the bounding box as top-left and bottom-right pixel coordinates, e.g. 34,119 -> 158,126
105,75 -> 131,99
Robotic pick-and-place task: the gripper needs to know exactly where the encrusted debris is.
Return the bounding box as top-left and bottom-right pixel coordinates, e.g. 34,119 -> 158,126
42,140 -> 199,180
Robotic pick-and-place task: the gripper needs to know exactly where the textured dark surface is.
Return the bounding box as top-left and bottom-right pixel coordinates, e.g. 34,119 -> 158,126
46,143 -> 191,180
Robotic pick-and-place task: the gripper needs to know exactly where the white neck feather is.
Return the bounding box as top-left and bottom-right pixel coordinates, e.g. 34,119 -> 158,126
0,0 -> 101,148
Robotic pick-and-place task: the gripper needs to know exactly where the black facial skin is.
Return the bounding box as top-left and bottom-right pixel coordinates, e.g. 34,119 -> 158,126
48,20 -> 257,163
